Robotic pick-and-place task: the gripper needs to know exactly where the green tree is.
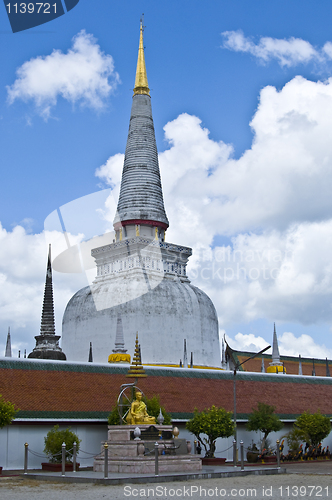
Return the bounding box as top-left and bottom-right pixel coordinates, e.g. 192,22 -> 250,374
186,405 -> 234,458
285,428 -> 303,453
108,394 -> 171,425
294,411 -> 331,447
246,403 -> 283,451
44,425 -> 81,463
0,395 -> 18,429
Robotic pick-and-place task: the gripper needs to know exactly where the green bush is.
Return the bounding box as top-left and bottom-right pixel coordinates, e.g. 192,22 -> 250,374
44,425 -> 81,463
285,428 -> 303,453
108,406 -> 122,425
0,395 -> 18,429
146,395 -> 172,425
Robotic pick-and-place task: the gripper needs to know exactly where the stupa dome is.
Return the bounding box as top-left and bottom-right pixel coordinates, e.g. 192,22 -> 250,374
62,277 -> 220,366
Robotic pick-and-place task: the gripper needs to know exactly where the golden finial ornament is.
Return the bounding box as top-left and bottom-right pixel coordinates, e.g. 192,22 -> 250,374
133,16 -> 150,96
126,333 -> 147,378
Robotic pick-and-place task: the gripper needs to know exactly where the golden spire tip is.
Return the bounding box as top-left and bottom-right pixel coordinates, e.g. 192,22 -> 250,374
133,16 -> 150,96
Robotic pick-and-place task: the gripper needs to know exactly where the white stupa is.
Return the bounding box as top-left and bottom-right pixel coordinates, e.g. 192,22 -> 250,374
62,22 -> 221,367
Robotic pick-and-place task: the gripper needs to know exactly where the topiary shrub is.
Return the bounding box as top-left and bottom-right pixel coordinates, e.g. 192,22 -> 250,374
44,425 -> 81,463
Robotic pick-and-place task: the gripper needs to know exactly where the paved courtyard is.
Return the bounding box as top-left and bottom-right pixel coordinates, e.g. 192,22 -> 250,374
0,463 -> 331,500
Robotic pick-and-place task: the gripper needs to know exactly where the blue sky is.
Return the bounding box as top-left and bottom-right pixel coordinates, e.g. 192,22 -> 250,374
2,0 -> 332,361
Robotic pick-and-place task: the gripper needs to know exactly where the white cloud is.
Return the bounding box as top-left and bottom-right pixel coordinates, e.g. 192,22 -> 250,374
228,332 -> 271,353
322,42 -> 332,59
221,30 -> 323,67
7,30 -> 120,119
278,331 -> 332,358
195,220 -> 332,327
95,75 -> 332,333
227,331 -> 332,359
163,77 -> 332,239
0,223 -> 88,357
95,153 -> 124,198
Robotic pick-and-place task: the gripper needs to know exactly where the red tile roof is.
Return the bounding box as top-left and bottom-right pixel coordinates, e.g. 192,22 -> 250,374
1,358 -> 332,420
227,347 -> 330,377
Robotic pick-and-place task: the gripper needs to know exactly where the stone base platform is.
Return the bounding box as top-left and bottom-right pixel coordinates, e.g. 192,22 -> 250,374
93,454 -> 202,474
93,425 -> 202,474
106,424 -> 173,441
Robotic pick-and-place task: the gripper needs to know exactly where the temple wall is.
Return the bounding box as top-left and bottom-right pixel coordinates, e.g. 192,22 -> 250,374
1,359 -> 332,469
0,423 -> 107,470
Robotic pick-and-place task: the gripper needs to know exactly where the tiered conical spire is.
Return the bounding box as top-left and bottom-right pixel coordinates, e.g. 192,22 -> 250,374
108,315 -> 131,363
126,333 -> 147,378
5,327 -> 11,357
267,323 -> 285,373
114,19 -> 169,231
28,245 -> 66,360
113,315 -> 127,353
40,245 -> 55,335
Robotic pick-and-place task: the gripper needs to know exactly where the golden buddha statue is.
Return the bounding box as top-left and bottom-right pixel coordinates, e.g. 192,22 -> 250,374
126,392 -> 156,425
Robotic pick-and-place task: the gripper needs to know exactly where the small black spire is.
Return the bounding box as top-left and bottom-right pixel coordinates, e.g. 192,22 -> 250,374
88,342 -> 93,362
28,245 -> 66,360
5,327 -> 11,357
183,339 -> 188,367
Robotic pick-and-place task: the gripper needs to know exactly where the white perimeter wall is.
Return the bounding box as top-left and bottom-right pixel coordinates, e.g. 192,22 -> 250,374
0,422 -> 108,470
2,421 -> 332,470
177,422 -> 332,461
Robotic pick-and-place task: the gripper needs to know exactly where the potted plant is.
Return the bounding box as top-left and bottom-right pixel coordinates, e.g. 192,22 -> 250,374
0,395 -> 18,475
186,405 -> 234,463
246,442 -> 259,463
43,425 -> 81,471
257,441 -> 277,463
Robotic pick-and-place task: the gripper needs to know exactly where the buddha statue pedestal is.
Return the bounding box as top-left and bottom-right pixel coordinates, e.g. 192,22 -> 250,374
93,425 -> 202,474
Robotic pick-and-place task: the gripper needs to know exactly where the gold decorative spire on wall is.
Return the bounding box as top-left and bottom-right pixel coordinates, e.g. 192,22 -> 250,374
133,17 -> 150,96
126,333 -> 147,378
